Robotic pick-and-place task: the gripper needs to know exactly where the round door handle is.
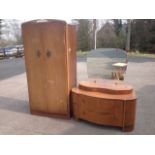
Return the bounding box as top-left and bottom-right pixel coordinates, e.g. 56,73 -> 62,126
36,50 -> 41,58
46,50 -> 52,58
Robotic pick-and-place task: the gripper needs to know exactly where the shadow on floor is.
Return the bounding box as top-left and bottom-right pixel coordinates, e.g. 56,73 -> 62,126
62,119 -> 123,135
136,84 -> 155,102
136,85 -> 155,113
0,96 -> 29,114
0,58 -> 25,80
0,96 -> 124,134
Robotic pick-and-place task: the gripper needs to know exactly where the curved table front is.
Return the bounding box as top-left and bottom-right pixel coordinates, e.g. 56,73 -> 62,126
71,80 -> 137,132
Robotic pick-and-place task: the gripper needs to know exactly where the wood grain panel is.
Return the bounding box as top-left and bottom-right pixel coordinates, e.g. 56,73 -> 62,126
73,94 -> 123,126
123,99 -> 137,131
66,24 -> 77,90
41,21 -> 68,115
79,81 -> 133,95
22,23 -> 47,112
66,24 -> 77,116
22,20 -> 77,118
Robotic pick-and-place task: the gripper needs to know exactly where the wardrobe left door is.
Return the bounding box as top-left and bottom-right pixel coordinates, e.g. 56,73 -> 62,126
22,23 -> 47,113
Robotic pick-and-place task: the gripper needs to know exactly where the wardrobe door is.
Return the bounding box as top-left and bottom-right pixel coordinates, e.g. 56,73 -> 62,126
41,21 -> 69,116
22,23 -> 47,112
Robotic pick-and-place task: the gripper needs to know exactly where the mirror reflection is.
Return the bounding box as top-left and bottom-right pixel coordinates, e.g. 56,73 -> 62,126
87,48 -> 128,80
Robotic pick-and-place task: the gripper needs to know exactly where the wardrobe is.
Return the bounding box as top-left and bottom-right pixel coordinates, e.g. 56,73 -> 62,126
22,19 -> 76,118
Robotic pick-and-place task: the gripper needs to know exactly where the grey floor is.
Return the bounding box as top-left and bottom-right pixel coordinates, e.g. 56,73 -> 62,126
0,56 -> 155,134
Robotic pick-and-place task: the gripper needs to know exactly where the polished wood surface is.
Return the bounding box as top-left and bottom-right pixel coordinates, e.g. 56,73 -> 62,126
67,24 -> 77,90
66,24 -> 77,116
22,20 -> 76,118
71,80 -> 136,131
79,80 -> 133,95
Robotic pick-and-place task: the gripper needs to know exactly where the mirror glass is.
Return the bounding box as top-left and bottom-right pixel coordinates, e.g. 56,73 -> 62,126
87,48 -> 128,80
